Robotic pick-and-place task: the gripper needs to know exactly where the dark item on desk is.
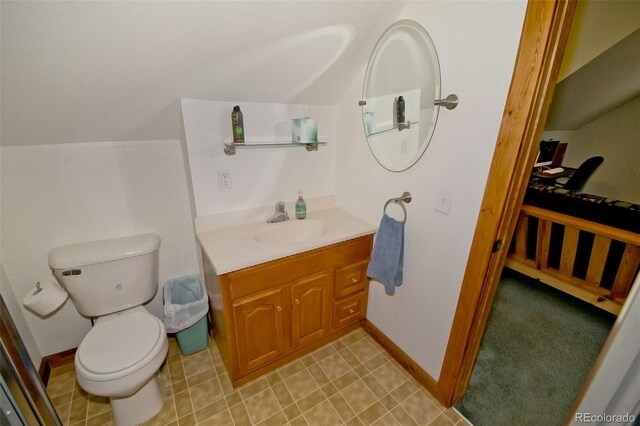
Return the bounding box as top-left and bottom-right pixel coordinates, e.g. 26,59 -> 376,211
552,142 -> 568,167
534,139 -> 560,168
557,156 -> 604,192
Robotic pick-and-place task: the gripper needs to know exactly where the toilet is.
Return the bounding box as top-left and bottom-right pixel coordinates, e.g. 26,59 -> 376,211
48,233 -> 168,426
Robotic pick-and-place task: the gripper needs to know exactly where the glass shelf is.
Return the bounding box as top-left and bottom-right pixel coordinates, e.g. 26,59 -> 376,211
365,121 -> 418,137
223,141 -> 326,155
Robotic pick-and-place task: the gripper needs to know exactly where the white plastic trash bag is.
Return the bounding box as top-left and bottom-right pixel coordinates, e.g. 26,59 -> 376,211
163,274 -> 208,333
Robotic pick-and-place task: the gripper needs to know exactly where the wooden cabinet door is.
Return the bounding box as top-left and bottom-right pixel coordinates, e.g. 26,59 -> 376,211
233,286 -> 286,374
291,271 -> 332,349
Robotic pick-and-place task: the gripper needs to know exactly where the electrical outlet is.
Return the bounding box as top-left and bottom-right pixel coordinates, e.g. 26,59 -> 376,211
217,170 -> 232,190
435,188 -> 453,214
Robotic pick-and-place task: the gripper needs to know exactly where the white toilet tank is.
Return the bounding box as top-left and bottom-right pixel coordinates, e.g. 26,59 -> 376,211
49,233 -> 161,317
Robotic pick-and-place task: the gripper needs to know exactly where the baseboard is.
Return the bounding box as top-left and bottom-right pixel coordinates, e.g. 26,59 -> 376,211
362,319 -> 446,406
39,348 -> 76,386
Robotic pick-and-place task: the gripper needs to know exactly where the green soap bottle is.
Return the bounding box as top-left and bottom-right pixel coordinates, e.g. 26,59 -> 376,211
295,191 -> 307,220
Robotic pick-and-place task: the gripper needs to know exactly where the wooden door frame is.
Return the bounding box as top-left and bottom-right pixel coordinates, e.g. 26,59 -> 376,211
437,0 -> 577,406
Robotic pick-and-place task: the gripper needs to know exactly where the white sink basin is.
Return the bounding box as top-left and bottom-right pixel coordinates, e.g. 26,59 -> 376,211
253,220 -> 328,245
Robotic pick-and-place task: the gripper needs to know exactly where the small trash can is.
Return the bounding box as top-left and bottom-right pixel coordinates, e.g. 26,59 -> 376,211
163,274 -> 209,355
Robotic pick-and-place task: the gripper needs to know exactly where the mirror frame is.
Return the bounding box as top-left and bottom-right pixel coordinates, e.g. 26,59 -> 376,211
362,19 -> 442,172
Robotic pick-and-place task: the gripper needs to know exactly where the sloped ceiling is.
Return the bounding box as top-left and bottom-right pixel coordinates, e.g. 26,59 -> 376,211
0,1 -> 408,146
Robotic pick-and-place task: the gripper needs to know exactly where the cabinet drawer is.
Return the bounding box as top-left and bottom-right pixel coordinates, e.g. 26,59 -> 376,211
333,292 -> 367,329
335,260 -> 369,298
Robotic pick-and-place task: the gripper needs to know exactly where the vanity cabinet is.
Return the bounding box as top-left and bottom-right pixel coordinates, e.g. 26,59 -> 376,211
202,234 -> 373,386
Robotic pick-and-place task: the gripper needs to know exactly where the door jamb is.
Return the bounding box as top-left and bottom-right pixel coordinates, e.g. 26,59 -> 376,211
437,0 -> 577,406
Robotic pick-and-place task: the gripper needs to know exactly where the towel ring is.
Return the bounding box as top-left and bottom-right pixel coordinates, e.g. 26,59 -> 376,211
383,191 -> 412,224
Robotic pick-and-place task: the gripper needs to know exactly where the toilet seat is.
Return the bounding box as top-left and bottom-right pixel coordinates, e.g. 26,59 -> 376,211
76,309 -> 165,382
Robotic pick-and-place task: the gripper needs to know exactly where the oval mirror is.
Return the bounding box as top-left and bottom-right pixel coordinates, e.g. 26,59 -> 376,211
362,20 -> 441,172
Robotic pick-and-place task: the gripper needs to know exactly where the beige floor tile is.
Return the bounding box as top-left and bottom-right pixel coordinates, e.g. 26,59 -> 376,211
364,353 -> 387,372
50,363 -> 75,379
173,390 -> 193,419
54,402 -> 71,425
271,381 -> 294,408
443,407 -> 464,423
177,412 -> 196,426
289,416 -> 309,426
51,391 -> 72,409
358,401 -> 387,424
86,410 -> 113,426
361,374 -> 387,399
182,351 -> 213,378
329,393 -> 356,422
373,412 -> 401,425
307,363 -> 330,386
303,399 -> 343,426
229,403 -> 252,426
341,380 -> 377,414
225,391 -> 242,408
380,393 -> 398,411
193,398 -> 226,424
321,382 -> 338,398
390,406 -> 418,426
189,377 -> 223,410
47,372 -> 76,397
257,410 -> 287,426
185,368 -> 215,388
391,379 -> 419,403
277,359 -> 305,379
339,348 -> 362,368
86,395 -> 110,418
296,389 -> 326,413
431,412 -> 457,426
68,396 -> 88,425
312,344 -> 337,362
349,339 -> 380,363
198,409 -> 234,426
345,416 -> 364,426
283,369 -> 319,401
244,388 -> 281,424
333,370 -> 359,391
372,362 -> 407,393
283,404 -> 301,422
266,371 -> 282,386
168,362 -> 186,382
317,352 -> 352,380
239,377 -> 270,400
340,330 -> 365,346
400,391 -> 441,425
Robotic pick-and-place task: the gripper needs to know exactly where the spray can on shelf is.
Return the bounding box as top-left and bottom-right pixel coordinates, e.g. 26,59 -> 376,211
231,105 -> 245,143
396,96 -> 405,125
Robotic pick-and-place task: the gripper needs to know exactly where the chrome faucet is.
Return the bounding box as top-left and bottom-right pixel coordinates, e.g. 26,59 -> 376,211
267,201 -> 289,223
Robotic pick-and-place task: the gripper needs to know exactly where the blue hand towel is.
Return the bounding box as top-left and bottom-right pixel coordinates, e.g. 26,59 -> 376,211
367,214 -> 405,295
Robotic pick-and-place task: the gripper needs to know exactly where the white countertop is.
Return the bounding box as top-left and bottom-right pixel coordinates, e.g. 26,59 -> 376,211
196,207 -> 377,275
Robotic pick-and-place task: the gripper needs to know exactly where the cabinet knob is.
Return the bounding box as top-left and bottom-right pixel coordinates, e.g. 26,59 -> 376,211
351,278 -> 358,284
276,305 -> 283,312
294,299 -> 300,305
348,308 -> 355,314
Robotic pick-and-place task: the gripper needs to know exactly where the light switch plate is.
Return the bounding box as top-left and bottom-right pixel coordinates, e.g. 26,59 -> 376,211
435,188 -> 453,214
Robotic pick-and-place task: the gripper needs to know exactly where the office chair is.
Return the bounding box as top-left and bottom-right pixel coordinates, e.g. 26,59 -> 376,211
557,156 -> 604,192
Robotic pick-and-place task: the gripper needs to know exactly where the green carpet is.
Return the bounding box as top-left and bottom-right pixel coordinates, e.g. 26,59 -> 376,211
455,269 -> 615,426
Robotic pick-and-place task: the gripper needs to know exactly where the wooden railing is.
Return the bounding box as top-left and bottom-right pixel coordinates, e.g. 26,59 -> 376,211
506,205 -> 640,315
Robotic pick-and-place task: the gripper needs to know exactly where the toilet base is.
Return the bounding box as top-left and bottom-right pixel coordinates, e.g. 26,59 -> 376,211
110,375 -> 164,426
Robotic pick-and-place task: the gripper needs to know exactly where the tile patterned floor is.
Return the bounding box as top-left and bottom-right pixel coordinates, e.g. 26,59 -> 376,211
46,328 -> 470,425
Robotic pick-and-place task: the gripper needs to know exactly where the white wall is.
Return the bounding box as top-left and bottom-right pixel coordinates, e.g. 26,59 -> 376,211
181,99 -> 337,216
0,140 -> 199,356
543,96 -> 640,204
335,1 -> 527,379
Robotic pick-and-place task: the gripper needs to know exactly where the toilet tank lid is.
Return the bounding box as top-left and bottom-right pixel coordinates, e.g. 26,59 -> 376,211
48,233 -> 161,269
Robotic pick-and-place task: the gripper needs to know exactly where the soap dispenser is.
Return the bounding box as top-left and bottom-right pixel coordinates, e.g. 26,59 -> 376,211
295,191 -> 307,220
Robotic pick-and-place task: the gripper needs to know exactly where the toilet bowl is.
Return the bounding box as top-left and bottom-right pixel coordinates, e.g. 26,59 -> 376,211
48,233 -> 167,426
75,307 -> 168,425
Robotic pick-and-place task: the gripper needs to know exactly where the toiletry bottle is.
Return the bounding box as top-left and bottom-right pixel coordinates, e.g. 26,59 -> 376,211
396,96 -> 405,124
295,191 -> 307,220
231,105 -> 244,143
